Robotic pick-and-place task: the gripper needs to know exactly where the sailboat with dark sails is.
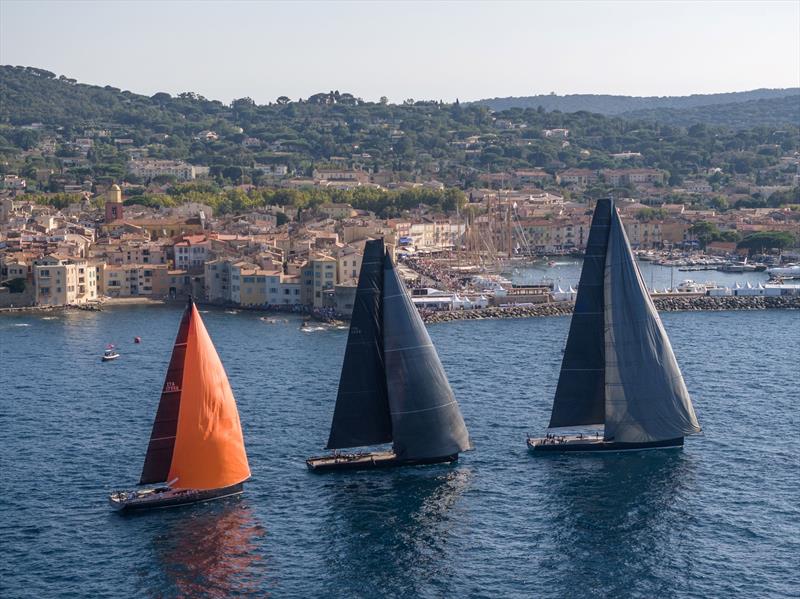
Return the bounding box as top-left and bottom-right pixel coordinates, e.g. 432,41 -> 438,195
528,199 -> 701,453
307,238 -> 471,471
109,298 -> 251,510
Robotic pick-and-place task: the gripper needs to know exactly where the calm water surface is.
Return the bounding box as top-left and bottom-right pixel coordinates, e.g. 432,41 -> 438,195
511,259 -> 770,290
1,306 -> 798,598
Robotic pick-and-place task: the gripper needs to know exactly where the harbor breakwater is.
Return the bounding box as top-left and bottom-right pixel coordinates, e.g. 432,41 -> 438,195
421,295 -> 800,324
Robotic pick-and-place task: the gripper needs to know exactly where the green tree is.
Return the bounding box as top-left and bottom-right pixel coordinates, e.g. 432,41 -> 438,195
737,231 -> 795,254
688,221 -> 720,248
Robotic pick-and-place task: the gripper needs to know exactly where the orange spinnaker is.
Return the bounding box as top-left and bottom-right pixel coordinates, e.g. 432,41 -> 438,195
168,305 -> 250,490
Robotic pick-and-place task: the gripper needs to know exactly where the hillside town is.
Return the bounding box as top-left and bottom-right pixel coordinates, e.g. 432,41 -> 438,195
2,176 -> 799,314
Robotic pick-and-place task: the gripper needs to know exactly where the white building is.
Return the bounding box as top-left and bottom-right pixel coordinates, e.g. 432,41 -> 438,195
129,159 -> 197,181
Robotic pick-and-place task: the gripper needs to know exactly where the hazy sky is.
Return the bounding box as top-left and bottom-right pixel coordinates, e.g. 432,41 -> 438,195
1,1 -> 798,104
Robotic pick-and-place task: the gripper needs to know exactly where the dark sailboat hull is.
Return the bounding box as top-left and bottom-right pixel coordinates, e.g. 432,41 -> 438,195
109,482 -> 244,512
527,436 -> 684,453
306,451 -> 459,472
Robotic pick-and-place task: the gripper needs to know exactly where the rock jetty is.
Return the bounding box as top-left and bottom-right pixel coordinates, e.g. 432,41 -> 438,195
421,295 -> 800,324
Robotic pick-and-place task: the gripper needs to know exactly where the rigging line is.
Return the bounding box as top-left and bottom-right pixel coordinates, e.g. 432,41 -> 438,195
391,400 -> 458,415
384,342 -> 434,352
148,435 -> 177,442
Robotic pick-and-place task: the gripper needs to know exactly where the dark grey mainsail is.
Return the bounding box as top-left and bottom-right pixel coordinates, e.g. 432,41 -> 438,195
382,251 -> 471,460
547,198 -> 612,430
603,207 -> 701,442
326,239 -> 392,449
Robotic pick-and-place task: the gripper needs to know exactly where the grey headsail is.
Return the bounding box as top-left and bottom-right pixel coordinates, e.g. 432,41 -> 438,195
382,251 -> 471,460
603,206 -> 701,443
547,198 -> 612,429
326,238 -> 393,449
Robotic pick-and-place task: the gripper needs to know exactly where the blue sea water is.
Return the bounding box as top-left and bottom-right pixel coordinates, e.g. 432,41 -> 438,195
1,306 -> 798,598
511,259 -> 771,291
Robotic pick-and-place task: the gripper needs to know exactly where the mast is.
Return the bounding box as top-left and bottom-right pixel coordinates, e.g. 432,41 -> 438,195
603,206 -> 701,442
140,299 -> 250,489
382,250 -> 471,460
326,239 -> 392,449
506,200 -> 513,258
547,199 -> 612,430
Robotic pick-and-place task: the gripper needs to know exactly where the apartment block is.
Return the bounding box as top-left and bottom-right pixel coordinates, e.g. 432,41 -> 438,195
99,263 -> 169,297
34,255 -> 98,306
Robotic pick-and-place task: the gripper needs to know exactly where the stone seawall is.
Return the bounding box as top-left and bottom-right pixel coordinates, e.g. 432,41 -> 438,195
421,295 -> 800,324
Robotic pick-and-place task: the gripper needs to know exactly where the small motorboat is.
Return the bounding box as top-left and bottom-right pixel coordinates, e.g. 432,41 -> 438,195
260,317 -> 286,324
102,346 -> 120,361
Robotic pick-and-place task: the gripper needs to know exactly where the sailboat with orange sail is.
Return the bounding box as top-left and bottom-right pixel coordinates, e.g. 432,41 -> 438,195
109,298 -> 250,511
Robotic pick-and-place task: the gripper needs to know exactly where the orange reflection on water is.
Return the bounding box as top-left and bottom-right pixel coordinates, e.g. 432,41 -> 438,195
150,501 -> 268,597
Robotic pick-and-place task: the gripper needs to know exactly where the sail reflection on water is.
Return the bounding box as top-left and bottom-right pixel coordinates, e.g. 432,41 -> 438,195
318,468 -> 472,596
144,502 -> 268,598
535,453 -> 695,595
